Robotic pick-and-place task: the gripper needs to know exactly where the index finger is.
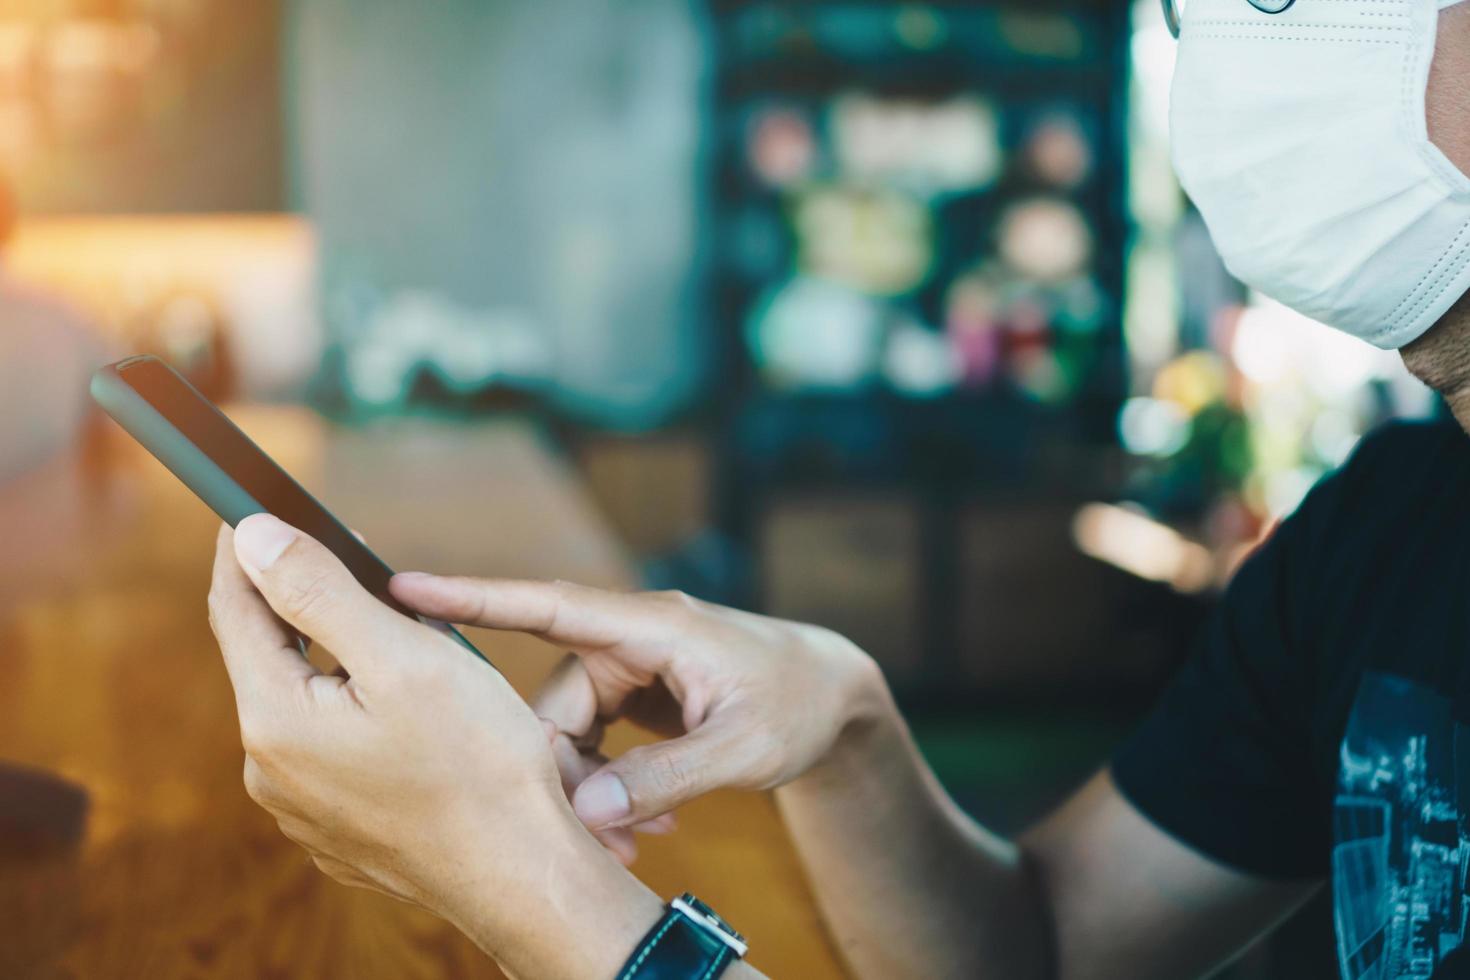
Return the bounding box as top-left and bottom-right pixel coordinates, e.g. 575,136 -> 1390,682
388,575 -> 682,665
209,524 -> 320,704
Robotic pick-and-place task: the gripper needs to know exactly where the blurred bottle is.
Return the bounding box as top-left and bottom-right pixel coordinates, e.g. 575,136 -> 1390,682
131,289 -> 235,403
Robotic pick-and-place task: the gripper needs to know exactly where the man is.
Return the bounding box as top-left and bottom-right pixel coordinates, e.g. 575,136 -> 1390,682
205,0 -> 1470,977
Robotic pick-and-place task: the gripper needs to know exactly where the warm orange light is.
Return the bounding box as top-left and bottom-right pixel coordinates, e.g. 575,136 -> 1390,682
1072,502 -> 1215,594
44,19 -> 158,73
6,215 -> 321,395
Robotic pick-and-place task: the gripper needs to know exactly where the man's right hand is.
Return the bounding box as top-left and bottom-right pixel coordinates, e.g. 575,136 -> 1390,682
393,573 -> 1319,980
388,574 -> 890,854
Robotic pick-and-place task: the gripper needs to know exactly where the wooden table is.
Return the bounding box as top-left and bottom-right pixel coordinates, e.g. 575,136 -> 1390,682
0,406 -> 846,979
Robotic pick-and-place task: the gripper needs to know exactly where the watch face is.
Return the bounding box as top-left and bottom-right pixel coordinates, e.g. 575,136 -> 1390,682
1246,0 -> 1296,12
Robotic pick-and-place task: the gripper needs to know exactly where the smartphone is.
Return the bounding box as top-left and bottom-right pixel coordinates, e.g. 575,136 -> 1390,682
90,354 -> 492,666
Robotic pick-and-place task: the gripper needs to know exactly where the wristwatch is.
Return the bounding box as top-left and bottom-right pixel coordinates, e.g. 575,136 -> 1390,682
615,894 -> 748,980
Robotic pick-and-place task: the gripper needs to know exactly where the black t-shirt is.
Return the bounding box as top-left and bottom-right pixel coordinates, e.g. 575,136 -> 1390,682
1113,418 -> 1470,980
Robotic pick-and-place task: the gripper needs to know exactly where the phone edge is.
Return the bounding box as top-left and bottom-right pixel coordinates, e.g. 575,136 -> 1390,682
89,359 -> 493,667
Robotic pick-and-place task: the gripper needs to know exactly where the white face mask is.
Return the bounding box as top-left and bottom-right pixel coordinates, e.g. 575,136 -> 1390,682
1170,0 -> 1470,349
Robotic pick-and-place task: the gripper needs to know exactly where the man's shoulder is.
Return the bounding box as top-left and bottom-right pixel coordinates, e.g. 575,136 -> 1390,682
1290,415 -> 1467,541
1338,416 -> 1465,492
1353,415 -> 1463,458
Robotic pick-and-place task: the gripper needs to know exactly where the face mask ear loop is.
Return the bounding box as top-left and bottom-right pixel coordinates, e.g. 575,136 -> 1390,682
1164,0 -> 1301,40
1247,0 -> 1299,13
1162,0 -> 1183,39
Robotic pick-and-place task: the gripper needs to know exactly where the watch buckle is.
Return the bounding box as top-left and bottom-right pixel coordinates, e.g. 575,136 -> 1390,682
671,896 -> 750,958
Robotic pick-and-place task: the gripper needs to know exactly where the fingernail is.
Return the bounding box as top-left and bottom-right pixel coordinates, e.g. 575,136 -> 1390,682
574,773 -> 631,829
235,514 -> 297,572
392,571 -> 433,585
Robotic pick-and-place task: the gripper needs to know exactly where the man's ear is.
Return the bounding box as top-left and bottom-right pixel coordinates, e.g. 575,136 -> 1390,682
1429,3 -> 1470,177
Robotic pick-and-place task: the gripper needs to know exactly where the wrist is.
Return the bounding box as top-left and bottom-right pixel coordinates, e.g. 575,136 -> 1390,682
787,655 -> 905,798
827,640 -> 899,764
440,797 -> 665,979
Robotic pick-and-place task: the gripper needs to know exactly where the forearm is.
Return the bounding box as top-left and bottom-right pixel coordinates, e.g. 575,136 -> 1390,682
775,687 -> 1051,980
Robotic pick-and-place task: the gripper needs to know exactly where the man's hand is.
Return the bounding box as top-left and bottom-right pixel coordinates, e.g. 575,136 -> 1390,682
207,516 -> 665,979
388,574 -> 890,857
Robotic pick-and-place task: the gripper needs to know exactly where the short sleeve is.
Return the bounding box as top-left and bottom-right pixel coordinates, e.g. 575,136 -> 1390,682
1111,467 -> 1345,880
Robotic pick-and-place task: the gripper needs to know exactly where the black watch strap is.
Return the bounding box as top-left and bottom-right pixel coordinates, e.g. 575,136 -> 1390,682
616,894 -> 746,980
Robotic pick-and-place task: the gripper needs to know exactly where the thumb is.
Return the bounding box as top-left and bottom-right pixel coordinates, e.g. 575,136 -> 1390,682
234,513 -> 427,677
571,715 -> 763,830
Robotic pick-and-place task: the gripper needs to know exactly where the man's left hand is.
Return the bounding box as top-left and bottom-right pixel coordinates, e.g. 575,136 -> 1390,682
206,515 -> 663,978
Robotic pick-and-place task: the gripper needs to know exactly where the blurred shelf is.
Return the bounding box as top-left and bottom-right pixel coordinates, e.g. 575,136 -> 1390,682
717,57 -> 1115,101
701,0 -> 1136,698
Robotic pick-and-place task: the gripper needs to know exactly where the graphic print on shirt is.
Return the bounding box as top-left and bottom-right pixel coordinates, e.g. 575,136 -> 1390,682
1335,672 -> 1470,980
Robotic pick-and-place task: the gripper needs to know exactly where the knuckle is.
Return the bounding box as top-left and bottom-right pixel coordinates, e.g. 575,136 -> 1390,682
242,756 -> 272,803
311,856 -> 361,888
655,589 -> 700,614
205,590 -> 228,634
277,820 -> 314,850
238,715 -> 282,761
639,751 -> 691,801
794,620 -> 836,644
546,580 -> 578,633
278,571 -> 335,624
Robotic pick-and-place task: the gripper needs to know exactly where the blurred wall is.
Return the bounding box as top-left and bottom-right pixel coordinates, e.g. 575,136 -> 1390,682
9,1 -> 285,214
289,0 -> 708,426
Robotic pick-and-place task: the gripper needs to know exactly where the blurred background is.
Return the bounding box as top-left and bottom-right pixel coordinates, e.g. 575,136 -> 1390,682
0,0 -> 1436,975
